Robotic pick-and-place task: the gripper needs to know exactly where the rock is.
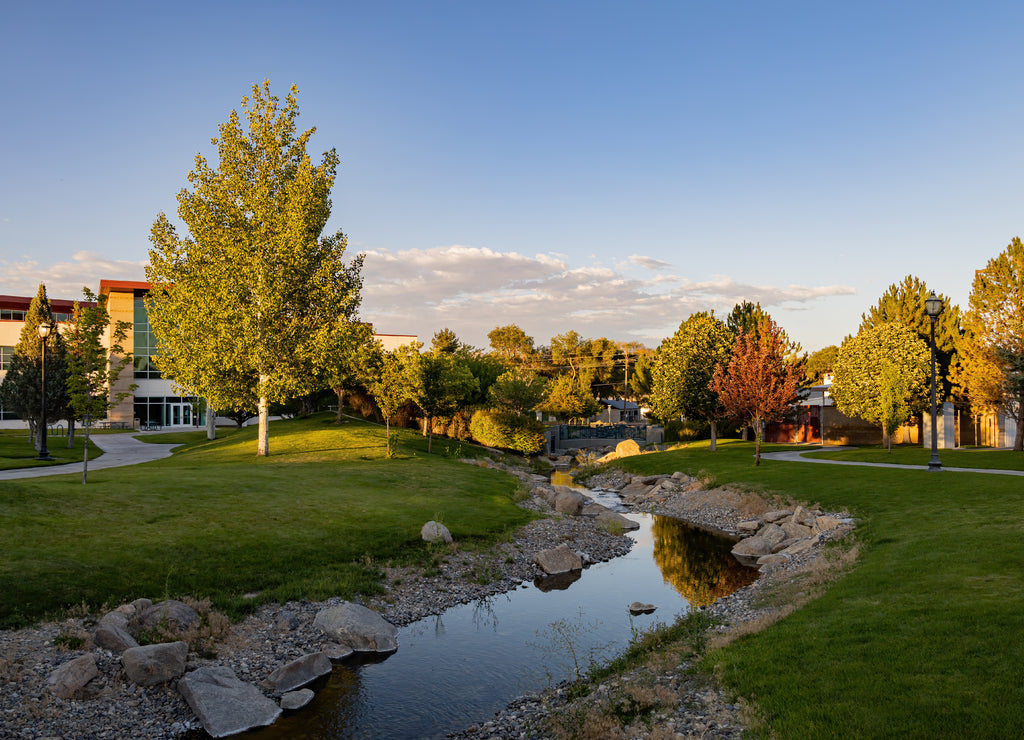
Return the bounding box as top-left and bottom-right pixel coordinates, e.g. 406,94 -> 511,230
94,611 -> 139,654
781,520 -> 813,539
628,602 -> 656,615
322,642 -> 355,662
313,603 -> 398,654
533,543 -> 583,575
261,652 -> 332,695
792,505 -> 814,527
732,536 -> 772,560
756,523 -> 787,549
276,609 -> 300,631
121,641 -> 188,686
47,654 -> 98,699
138,599 -> 199,633
761,510 -> 792,523
615,439 -> 641,458
813,515 -> 842,533
421,520 -> 453,544
130,597 -> 154,613
281,689 -> 315,711
553,490 -> 585,515
781,537 -> 818,556
533,570 -> 582,591
596,510 -> 640,532
179,666 -> 282,738
581,503 -> 607,517
737,520 -> 761,532
756,553 -> 790,567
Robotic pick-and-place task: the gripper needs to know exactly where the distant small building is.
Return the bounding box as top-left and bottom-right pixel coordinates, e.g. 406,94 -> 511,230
591,399 -> 642,424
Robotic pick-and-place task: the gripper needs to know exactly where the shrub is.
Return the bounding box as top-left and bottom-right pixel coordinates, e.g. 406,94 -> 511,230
470,409 -> 546,455
664,419 -> 709,442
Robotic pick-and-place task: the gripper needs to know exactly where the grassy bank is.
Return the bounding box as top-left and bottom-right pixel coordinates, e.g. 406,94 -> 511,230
0,414 -> 536,628
805,443 -> 1024,471
617,439 -> 1024,738
0,429 -> 104,470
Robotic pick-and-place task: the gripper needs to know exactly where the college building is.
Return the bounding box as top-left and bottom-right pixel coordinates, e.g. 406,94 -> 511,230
0,280 -> 415,430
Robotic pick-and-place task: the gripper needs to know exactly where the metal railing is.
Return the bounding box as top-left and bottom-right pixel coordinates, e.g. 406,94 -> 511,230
558,423 -> 646,441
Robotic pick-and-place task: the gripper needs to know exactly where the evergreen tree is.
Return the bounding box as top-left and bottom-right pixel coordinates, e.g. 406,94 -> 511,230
0,284 -> 69,451
146,81 -> 365,456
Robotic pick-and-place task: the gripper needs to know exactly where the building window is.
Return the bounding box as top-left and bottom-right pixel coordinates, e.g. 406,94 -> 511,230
133,297 -> 161,379
0,309 -> 27,321
0,346 -> 13,371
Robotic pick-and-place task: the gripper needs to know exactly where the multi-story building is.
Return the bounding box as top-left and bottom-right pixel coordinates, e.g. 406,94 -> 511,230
0,280 -> 416,430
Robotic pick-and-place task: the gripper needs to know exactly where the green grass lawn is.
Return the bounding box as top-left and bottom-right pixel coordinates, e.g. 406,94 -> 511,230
0,414 -> 536,628
618,439 -> 1024,739
0,429 -> 104,470
805,443 -> 1024,471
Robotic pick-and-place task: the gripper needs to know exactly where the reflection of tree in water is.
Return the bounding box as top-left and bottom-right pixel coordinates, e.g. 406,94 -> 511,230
652,516 -> 758,607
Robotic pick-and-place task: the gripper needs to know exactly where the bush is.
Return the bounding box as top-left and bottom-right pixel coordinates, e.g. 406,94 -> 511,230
470,409 -> 546,455
664,418 -> 710,443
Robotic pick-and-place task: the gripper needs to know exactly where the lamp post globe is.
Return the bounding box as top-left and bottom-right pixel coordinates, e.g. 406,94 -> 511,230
37,322 -> 53,461
925,292 -> 943,472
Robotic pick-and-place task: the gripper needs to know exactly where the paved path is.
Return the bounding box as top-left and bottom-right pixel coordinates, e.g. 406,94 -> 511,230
759,448 -> 1024,476
0,433 -> 181,481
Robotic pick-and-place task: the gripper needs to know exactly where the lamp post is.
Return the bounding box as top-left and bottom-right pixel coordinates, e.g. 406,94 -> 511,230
925,292 -> 943,471
37,322 -> 53,461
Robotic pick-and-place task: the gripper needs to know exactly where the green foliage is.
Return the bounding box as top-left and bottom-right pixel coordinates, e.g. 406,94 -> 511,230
488,324 -> 537,367
537,374 -> 601,422
0,284 -> 70,450
804,344 -> 839,384
469,409 -> 546,454
830,323 -> 929,436
414,351 -> 479,453
146,81 -> 365,457
859,274 -> 961,399
488,368 -> 547,414
727,300 -> 802,355
364,344 -> 422,457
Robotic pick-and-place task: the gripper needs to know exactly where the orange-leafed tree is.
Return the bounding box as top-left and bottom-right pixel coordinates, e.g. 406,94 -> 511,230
711,317 -> 803,465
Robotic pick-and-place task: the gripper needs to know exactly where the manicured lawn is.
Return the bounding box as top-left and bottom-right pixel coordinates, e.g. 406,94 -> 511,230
0,414 -> 537,628
805,443 -> 1024,471
617,439 -> 1024,738
0,429 -> 104,470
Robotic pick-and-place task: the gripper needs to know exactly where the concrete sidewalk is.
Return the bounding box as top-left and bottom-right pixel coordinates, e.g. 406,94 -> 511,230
759,448 -> 1024,476
0,433 -> 181,481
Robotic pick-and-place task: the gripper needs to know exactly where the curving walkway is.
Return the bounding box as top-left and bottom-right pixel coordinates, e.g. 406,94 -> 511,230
759,448 -> 1024,477
0,432 -> 181,480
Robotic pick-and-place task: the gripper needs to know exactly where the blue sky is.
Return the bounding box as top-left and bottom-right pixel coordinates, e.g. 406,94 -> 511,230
2,1 -> 1022,352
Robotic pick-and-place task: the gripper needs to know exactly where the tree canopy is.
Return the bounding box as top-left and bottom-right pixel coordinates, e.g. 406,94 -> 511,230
830,322 -> 930,446
488,324 -> 537,367
146,81 -> 365,456
650,312 -> 733,450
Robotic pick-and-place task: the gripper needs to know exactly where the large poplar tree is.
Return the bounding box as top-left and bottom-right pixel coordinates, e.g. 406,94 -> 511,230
147,81 -> 365,456
955,238 -> 1024,450
650,312 -> 733,450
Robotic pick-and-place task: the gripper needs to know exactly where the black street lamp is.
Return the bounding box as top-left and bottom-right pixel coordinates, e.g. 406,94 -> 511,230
37,322 -> 54,461
925,292 -> 943,472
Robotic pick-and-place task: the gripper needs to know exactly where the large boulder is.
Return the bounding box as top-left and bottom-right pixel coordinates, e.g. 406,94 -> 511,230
421,520 -> 453,544
596,510 -> 640,532
261,652 -> 332,695
615,439 -> 641,458
732,535 -> 772,561
756,523 -> 787,549
94,611 -> 140,655
48,654 -> 98,699
781,519 -> 813,539
121,641 -> 188,686
553,489 -> 585,515
533,543 -> 583,575
313,603 -> 398,654
138,599 -> 200,633
179,666 -> 282,738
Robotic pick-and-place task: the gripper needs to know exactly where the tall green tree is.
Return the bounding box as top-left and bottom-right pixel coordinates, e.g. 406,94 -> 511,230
0,284 -> 69,451
364,344 -> 422,457
955,238 -> 1024,450
488,324 -> 537,367
146,81 -> 365,456
537,374 -> 601,423
650,312 -> 733,450
727,301 -> 802,358
830,323 -> 930,448
488,368 -> 547,415
711,318 -> 802,465
414,349 -> 479,453
804,345 -> 839,385
859,275 -> 961,399
65,289 -> 136,483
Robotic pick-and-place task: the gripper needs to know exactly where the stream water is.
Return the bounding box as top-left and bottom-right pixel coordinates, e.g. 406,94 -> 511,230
250,487 -> 757,739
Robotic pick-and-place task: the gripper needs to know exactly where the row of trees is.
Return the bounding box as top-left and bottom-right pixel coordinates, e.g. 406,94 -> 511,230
0,284 -> 134,482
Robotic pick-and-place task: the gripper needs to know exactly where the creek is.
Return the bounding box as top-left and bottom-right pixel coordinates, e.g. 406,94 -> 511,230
250,484 -> 758,739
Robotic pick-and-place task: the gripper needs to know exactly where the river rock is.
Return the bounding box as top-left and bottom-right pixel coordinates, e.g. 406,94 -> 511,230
732,535 -> 772,560
762,510 -> 792,523
757,523 -> 787,549
553,490 -> 585,515
138,599 -> 200,633
421,520 -> 453,544
322,642 -> 355,662
628,602 -> 656,615
596,510 -> 640,532
533,543 -> 583,575
261,652 -> 332,694
814,515 -> 842,533
121,641 -> 188,686
615,439 -> 641,458
780,537 -> 819,556
281,689 -> 315,711
94,611 -> 139,654
179,666 -> 281,738
47,654 -> 98,699
737,520 -> 761,532
781,519 -> 813,539
313,603 -> 398,654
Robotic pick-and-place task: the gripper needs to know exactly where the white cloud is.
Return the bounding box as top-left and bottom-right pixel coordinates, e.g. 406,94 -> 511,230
0,252 -> 147,298
628,254 -> 673,270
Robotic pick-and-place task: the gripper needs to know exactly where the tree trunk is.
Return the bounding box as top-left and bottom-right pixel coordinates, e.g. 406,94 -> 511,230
257,394 -> 269,457
30,419 -> 39,451
385,417 -> 392,457
709,419 -> 718,452
741,426 -> 749,442
1015,402 -> 1024,452
82,415 -> 91,484
335,388 -> 346,422
67,418 -> 75,448
754,419 -> 762,466
428,427 -> 433,454
206,402 -> 216,440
